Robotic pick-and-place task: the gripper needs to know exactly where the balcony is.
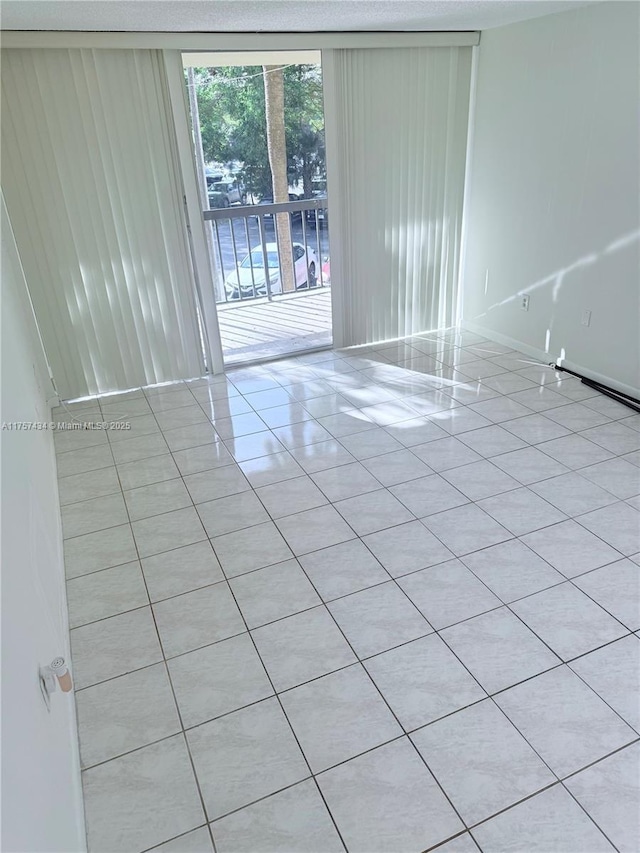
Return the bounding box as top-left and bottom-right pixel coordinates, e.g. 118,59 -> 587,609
203,197 -> 331,363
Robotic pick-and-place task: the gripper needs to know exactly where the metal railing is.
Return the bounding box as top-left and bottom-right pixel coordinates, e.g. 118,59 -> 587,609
203,197 -> 330,304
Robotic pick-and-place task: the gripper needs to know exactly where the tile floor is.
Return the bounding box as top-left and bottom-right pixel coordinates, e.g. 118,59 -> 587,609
54,329 -> 640,853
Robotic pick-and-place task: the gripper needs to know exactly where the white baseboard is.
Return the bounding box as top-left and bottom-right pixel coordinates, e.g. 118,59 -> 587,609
462,320 -> 640,400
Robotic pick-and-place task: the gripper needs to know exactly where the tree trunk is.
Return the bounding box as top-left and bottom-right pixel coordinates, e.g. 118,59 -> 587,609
263,65 -> 295,294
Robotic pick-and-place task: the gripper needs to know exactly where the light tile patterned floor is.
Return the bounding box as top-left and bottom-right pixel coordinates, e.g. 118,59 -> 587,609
54,330 -> 640,853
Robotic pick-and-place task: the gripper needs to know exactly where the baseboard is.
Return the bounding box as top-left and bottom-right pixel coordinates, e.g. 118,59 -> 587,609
462,320 -> 640,400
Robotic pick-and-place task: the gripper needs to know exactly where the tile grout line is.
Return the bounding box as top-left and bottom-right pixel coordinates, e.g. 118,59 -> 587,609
59,343 -> 639,852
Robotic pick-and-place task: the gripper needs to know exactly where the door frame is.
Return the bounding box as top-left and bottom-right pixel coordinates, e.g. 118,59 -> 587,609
163,50 -> 225,375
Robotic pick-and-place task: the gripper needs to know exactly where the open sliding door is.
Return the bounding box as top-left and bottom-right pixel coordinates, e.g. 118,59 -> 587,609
323,46 -> 473,348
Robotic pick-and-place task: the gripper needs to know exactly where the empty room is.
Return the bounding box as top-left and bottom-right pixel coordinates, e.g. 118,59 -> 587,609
1,1 -> 638,851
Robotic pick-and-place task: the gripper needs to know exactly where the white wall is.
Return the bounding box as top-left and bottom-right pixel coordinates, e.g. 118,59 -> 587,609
461,1 -> 640,395
1,195 -> 85,852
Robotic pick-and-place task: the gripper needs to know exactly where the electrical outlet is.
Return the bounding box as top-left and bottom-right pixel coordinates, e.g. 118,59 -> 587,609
581,309 -> 592,327
521,295 -> 530,311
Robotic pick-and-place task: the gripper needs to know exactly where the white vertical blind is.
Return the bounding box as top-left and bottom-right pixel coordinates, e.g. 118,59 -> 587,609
324,47 -> 472,347
1,48 -> 205,399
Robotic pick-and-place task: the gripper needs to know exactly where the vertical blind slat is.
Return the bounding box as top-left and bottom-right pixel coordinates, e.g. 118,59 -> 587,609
1,48 -> 204,399
330,46 -> 472,346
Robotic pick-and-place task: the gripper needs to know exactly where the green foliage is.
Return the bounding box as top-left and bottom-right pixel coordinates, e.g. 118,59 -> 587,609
188,64 -> 325,200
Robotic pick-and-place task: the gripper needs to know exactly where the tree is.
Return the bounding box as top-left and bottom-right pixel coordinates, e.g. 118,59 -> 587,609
263,65 -> 295,293
189,63 -> 325,200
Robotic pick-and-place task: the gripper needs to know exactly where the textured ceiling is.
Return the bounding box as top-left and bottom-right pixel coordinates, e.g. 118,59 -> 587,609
1,0 -> 594,33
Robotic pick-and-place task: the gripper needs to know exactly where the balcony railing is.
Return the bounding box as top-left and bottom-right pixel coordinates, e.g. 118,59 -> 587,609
203,197 -> 329,304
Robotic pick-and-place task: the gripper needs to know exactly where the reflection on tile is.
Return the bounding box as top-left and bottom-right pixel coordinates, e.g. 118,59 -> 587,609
183,464 -> 250,504
224,430 -> 286,462
272,420 -> 334,449
58,340 -> 640,850
311,462 -> 381,502
383,417 -> 450,447
339,427 -> 405,459
256,475 -> 328,518
172,441 -> 235,476
163,422 -> 219,453
239,450 -> 306,488
212,412 -> 268,440
289,439 -> 355,473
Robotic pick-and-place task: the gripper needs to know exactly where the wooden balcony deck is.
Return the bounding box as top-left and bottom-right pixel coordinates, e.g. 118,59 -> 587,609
217,287 -> 332,364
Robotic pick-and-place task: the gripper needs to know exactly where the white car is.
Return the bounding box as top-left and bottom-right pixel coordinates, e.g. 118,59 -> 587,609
225,242 -> 318,299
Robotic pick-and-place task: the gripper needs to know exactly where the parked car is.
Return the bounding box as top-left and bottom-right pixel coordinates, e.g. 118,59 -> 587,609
304,179 -> 328,227
208,178 -> 247,208
207,186 -> 227,209
256,193 -> 303,220
224,242 -> 318,299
